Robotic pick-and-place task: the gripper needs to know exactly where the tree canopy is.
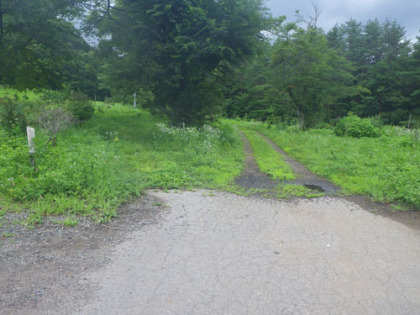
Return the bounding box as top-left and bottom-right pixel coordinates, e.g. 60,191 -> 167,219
0,1 -> 419,127
0,1 -> 92,90
88,0 -> 268,125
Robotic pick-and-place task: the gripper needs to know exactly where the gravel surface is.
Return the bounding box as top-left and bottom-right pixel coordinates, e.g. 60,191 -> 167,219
81,190 -> 420,314
0,195 -> 167,315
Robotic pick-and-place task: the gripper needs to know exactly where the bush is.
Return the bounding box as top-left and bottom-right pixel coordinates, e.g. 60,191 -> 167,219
37,107 -> 74,146
67,93 -> 94,121
0,97 -> 27,135
334,114 -> 380,138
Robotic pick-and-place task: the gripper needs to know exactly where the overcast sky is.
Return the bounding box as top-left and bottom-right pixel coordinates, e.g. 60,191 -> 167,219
265,0 -> 420,41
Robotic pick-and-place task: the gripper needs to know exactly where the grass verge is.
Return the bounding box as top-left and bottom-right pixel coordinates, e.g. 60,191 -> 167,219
1,102 -> 245,225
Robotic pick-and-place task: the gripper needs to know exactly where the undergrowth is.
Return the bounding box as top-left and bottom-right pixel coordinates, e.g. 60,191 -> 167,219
1,99 -> 244,225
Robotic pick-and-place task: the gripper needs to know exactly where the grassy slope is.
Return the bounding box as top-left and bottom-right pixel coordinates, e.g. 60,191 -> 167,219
0,102 -> 244,224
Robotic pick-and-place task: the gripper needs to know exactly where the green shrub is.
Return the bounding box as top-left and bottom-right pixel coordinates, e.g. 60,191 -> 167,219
334,114 -> 380,138
67,93 -> 94,121
0,97 -> 27,135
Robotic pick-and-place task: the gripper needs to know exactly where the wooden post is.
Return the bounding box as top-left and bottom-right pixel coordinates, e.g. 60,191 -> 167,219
26,126 -> 36,169
133,92 -> 137,109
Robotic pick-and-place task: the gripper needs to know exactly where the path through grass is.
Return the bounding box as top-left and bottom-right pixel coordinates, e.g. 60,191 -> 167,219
235,120 -> 420,210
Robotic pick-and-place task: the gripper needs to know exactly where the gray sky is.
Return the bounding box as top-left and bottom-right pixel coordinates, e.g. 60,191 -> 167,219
265,0 -> 420,41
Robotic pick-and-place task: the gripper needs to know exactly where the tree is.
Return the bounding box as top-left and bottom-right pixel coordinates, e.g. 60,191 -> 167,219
407,35 -> 420,124
270,26 -> 359,128
89,0 -> 268,126
326,19 -> 415,124
0,0 -> 100,93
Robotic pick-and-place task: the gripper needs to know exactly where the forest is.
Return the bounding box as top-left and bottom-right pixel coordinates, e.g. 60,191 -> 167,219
1,0 -> 419,127
0,0 -> 419,224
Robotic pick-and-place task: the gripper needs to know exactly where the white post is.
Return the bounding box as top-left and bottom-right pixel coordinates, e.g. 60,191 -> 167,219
133,93 -> 137,109
26,126 -> 36,169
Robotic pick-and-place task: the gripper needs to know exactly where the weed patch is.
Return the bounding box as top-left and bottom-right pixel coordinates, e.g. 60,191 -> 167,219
1,98 -> 245,223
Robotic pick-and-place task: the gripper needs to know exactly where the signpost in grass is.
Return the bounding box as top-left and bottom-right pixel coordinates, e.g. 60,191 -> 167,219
26,126 -> 36,169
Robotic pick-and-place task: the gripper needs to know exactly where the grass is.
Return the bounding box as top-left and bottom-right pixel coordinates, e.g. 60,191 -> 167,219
1,95 -> 245,224
226,120 -> 324,199
239,128 -> 295,181
4,87 -> 417,228
0,87 -> 42,101
238,120 -> 420,210
91,104 -> 244,189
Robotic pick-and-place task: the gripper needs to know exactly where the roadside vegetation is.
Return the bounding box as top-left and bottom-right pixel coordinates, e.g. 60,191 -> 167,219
238,120 -> 420,210
0,88 -> 244,225
1,2 -> 419,227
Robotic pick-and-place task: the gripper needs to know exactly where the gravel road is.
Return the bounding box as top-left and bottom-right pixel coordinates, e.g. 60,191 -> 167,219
81,190 -> 420,314
2,190 -> 420,314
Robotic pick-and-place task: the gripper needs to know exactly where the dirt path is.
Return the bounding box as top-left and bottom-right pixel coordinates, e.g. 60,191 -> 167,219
257,132 -> 340,195
1,133 -> 420,314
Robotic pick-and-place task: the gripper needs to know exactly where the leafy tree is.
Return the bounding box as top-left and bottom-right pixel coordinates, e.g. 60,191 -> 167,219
326,24 -> 346,53
0,0 -> 101,94
342,19 -> 365,68
88,0 -> 268,126
270,25 -> 360,129
363,19 -> 383,67
223,42 -> 278,120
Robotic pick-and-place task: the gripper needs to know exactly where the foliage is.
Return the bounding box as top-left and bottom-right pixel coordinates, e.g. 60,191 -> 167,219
37,107 -> 74,146
334,114 -> 380,138
0,0 -> 100,93
0,103 -> 245,223
225,16 -> 418,128
0,97 -> 27,134
225,19 -> 365,129
241,121 -> 420,210
326,19 -> 414,125
88,0 -> 268,126
270,25 -> 361,129
66,93 -> 95,121
0,89 -> 46,133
